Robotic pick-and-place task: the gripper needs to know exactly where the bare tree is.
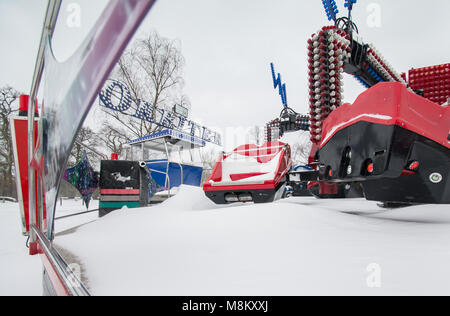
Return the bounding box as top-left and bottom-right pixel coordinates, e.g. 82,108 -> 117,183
199,147 -> 222,184
0,86 -> 20,198
98,123 -> 129,158
248,125 -> 264,145
289,131 -> 312,166
68,127 -> 102,168
101,31 -> 188,140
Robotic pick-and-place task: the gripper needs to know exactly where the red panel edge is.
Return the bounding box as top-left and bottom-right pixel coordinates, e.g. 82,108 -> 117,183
205,155 -> 223,185
229,172 -> 268,181
38,242 -> 70,296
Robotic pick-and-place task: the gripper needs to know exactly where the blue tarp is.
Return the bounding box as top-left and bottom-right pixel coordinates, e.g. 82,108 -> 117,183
145,159 -> 203,189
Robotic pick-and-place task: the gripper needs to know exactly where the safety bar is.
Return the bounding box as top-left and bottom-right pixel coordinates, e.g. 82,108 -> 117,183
54,209 -> 100,221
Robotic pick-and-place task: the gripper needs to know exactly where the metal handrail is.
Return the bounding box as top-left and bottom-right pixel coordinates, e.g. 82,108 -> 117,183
27,0 -> 62,251
54,209 -> 100,221
32,225 -> 90,296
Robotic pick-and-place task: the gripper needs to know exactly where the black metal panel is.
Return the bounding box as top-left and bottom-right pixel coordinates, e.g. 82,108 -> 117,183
289,182 -> 312,197
205,182 -> 285,205
100,160 -> 140,190
344,39 -> 389,87
309,182 -> 364,199
318,122 -> 414,181
99,160 -> 149,217
139,166 -> 149,207
318,122 -> 450,203
362,139 -> 450,204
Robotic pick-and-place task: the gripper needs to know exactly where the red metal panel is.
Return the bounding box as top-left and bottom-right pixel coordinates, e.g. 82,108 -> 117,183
11,117 -> 41,234
320,82 -> 450,149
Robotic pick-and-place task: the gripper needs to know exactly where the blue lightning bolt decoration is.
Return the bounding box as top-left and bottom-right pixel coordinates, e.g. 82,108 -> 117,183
344,0 -> 357,11
344,0 -> 357,19
322,0 -> 339,22
270,62 -> 288,108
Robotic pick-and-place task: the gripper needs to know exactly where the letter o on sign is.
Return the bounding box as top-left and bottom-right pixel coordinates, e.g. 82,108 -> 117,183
99,80 -> 132,112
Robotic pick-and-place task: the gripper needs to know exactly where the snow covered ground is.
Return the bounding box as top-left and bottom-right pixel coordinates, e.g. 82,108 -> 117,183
0,201 -> 42,295
2,188 -> 450,296
0,199 -> 98,296
51,186 -> 450,296
53,199 -> 99,235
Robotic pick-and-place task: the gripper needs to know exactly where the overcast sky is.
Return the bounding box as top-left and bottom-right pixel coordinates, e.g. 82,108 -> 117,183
1,0 -> 449,137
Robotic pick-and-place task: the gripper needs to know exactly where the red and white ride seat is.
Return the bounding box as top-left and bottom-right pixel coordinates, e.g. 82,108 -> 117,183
203,141 -> 292,204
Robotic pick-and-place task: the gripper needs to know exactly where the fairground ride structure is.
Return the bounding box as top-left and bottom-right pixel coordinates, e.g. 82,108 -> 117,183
206,0 -> 449,204
10,0 -> 450,295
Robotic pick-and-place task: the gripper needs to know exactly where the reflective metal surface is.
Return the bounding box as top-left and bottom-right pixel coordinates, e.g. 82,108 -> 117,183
32,0 -> 156,240
28,0 -> 62,249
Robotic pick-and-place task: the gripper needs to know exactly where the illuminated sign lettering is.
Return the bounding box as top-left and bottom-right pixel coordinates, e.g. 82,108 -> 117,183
99,80 -> 221,146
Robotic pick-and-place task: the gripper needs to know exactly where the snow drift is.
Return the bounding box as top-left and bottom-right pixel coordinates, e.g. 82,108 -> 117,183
52,185 -> 450,295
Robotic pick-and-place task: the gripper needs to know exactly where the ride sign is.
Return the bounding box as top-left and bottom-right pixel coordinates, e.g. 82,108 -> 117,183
99,80 -> 222,146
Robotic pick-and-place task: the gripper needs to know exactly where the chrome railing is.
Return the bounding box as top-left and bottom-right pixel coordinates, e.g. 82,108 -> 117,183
32,225 -> 90,296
